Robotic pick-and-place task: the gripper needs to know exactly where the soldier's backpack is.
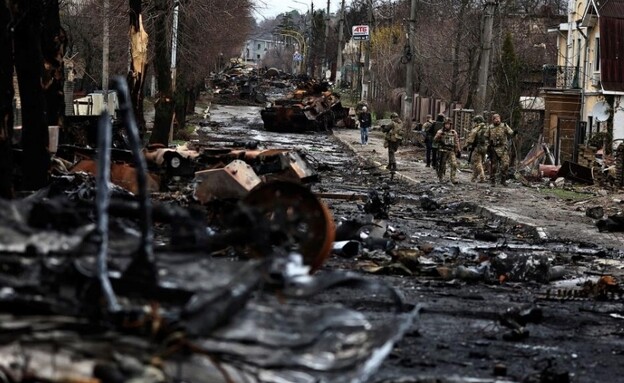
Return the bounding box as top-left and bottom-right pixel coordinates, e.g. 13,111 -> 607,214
475,124 -> 488,146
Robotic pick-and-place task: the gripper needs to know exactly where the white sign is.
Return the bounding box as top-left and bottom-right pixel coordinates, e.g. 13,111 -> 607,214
352,25 -> 370,41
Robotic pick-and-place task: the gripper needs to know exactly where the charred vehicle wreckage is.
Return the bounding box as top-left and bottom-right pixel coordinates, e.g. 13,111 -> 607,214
207,63 -> 352,133
259,81 -> 351,133
1,79 -> 421,382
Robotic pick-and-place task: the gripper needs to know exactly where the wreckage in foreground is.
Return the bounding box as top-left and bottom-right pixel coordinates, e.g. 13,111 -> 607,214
0,78 -> 419,383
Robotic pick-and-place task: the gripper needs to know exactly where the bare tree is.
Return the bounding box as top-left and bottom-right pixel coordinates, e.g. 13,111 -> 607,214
127,0 -> 148,135
145,0 -> 174,146
146,0 -> 254,145
63,0 -> 128,92
7,1 -> 66,191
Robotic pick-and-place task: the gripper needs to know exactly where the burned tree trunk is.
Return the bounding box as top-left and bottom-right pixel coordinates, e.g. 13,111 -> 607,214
127,0 -> 148,136
41,0 -> 66,127
148,0 -> 174,147
10,1 -> 50,190
0,4 -> 14,198
174,86 -> 186,136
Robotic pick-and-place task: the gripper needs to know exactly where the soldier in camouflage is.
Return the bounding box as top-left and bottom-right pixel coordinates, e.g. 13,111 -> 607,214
485,113 -> 515,186
434,118 -> 461,184
464,115 -> 489,183
382,112 -> 403,171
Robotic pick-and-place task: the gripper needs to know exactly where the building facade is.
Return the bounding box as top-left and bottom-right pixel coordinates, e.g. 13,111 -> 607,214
542,0 -> 624,164
241,36 -> 278,67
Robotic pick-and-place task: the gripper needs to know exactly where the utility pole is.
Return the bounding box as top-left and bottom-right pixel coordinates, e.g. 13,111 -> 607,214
324,0 -> 330,78
363,0 -> 372,102
404,0 -> 416,119
102,0 -> 109,103
335,0 -> 345,87
475,1 -> 497,115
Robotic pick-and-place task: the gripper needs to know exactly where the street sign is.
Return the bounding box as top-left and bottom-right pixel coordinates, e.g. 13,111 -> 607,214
352,25 -> 370,41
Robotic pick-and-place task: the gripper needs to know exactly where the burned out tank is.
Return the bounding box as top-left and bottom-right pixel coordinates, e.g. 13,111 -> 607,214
261,83 -> 349,133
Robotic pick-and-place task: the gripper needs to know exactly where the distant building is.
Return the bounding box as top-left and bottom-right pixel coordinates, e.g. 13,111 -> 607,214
241,35 -> 278,66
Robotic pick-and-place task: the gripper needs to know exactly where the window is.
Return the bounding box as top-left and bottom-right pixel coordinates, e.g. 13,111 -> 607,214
595,37 -> 600,71
257,43 -> 261,50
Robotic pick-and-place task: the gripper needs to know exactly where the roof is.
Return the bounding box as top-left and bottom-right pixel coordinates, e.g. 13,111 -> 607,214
597,0 -> 624,17
547,23 -> 569,33
519,97 -> 545,110
581,0 -> 624,26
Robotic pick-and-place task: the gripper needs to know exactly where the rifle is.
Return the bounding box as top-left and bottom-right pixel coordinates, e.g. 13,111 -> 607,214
487,142 -> 499,165
467,142 -> 476,162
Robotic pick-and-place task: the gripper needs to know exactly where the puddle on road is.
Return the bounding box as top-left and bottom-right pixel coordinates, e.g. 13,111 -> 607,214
198,104 -> 350,167
208,104 -> 264,125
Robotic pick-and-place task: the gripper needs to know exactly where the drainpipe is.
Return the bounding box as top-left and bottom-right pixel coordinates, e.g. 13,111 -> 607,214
574,20 -> 589,163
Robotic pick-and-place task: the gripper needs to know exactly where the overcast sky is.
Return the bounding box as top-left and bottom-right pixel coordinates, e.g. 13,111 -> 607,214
254,0 -> 339,21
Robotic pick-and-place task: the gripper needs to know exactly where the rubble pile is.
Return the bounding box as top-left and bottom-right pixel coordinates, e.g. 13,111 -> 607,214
0,79 -> 420,383
0,185 -> 418,382
205,63 -> 352,133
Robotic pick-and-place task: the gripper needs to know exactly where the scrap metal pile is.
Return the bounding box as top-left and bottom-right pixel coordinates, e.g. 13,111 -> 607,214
207,63 -> 352,133
0,78 -> 418,383
55,117 -> 319,199
260,79 -> 351,133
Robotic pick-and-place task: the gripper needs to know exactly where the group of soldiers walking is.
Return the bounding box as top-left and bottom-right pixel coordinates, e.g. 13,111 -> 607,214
356,106 -> 516,185
422,113 -> 516,186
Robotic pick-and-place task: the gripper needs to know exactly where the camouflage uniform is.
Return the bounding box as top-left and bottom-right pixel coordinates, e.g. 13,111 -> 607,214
383,114 -> 403,171
465,121 -> 489,182
434,123 -> 461,183
486,121 -> 514,185
422,118 -> 435,167
427,117 -> 445,167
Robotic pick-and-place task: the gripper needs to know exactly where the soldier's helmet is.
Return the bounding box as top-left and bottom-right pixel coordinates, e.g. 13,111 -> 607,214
473,115 -> 484,123
390,112 -> 399,118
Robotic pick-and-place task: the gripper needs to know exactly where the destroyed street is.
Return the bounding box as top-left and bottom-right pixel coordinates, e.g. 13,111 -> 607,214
1,2 -> 624,380
1,89 -> 623,382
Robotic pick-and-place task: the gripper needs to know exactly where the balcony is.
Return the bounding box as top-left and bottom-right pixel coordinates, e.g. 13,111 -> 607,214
542,65 -> 580,90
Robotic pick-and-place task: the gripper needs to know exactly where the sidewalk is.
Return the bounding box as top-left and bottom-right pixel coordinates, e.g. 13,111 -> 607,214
332,127 -> 624,250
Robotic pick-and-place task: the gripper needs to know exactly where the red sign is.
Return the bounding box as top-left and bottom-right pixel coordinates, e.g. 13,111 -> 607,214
351,25 -> 368,36
352,25 -> 369,40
